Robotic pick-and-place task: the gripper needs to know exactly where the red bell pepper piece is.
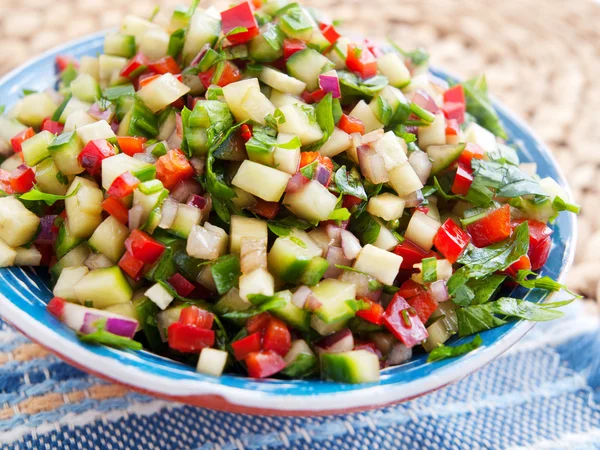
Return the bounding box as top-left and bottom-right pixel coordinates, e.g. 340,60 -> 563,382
215,61 -> 242,87
148,56 -> 181,75
41,118 -> 64,135
451,164 -> 473,196
240,124 -> 253,142
108,172 -> 140,198
246,350 -> 286,378
467,204 -> 512,248
47,296 -> 66,318
262,318 -> 291,356
382,293 -> 428,348
121,52 -> 150,78
9,165 -> 35,193
101,196 -> 129,225
231,332 -> 262,361
346,43 -> 378,79
393,240 -> 437,270
118,250 -> 145,280
117,136 -> 146,156
443,85 -> 465,104
250,199 -> 280,220
302,88 -> 326,104
503,254 -> 532,278
78,139 -> 116,176
342,195 -> 363,209
138,73 -> 161,88
319,23 -> 341,45
124,229 -> 165,265
155,149 -> 194,190
178,305 -> 214,329
513,220 -> 553,270
168,273 -> 196,298
220,1 -> 260,45
442,102 -> 466,124
433,218 -> 470,263
397,279 -> 427,299
355,298 -> 384,325
283,38 -> 307,59
458,143 -> 485,167
246,312 -> 271,334
338,114 -> 365,135
407,291 -> 438,323
198,67 -> 216,89
56,55 -> 78,72
10,127 -> 35,153
445,118 -> 460,137
167,323 -> 215,353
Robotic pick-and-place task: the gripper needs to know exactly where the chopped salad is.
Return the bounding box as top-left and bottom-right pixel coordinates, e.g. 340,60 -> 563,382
0,0 -> 580,383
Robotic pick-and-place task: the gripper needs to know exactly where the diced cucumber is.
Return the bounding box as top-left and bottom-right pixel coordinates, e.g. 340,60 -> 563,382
311,314 -> 346,335
98,55 -> 128,88
369,85 -> 410,126
104,33 -> 136,58
101,153 -> 154,190
283,179 -> 338,222
229,216 -> 268,253
50,244 -> 90,280
282,339 -> 318,378
157,108 -> 176,141
121,15 -> 161,38
133,183 -> 167,223
88,216 -> 130,262
35,158 -> 71,195
377,53 -> 411,88
53,266 -> 89,301
156,304 -> 185,341
372,131 -> 408,171
404,211 -> 441,252
232,160 -> 291,202
428,143 -> 466,175
273,133 -> 301,174
0,239 -> 16,268
55,222 -> 85,260
14,246 -> 42,266
320,350 -> 380,383
299,256 -> 329,287
367,193 -> 406,222
145,282 -> 175,310
65,177 -> 103,239
186,223 -> 229,261
259,67 -> 306,96
286,48 -> 334,91
307,228 -> 331,252
169,204 -> 202,238
349,100 -> 383,133
1,154 -> 22,172
197,348 -> 228,377
139,29 -> 170,61
0,117 -> 27,143
74,266 -> 133,308
353,244 -> 402,285
279,7 -> 316,41
388,161 -> 423,197
79,56 -> 100,81
48,131 -> 85,175
0,197 -> 40,247
268,229 -> 322,283
270,290 -> 310,331
261,0 -> 291,15
269,90 -> 306,108
76,120 -> 116,146
319,128 -> 352,158
463,122 -> 498,154
239,267 -> 275,301
137,73 -> 191,113
182,11 -> 221,64
371,217 -> 399,251
311,279 -> 356,324
59,97 -> 92,124
63,111 -> 96,133
14,93 -> 57,127
249,23 -> 284,63
231,186 -> 256,209
213,287 -> 251,317
21,130 -> 53,167
412,259 -> 453,284
418,112 -> 446,149
70,74 -> 102,103
117,97 -> 159,138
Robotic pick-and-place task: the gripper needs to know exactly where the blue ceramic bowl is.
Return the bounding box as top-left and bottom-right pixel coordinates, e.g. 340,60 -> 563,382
0,31 -> 577,415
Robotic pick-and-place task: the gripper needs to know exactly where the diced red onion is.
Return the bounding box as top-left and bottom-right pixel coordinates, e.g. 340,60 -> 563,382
408,150 -> 432,184
352,129 -> 384,148
81,312 -> 138,338
201,194 -> 212,216
88,103 -> 115,122
189,44 -> 211,67
325,224 -> 342,246
430,280 -> 450,303
133,152 -> 157,164
358,145 -> 389,184
340,229 -> 361,260
292,286 -> 312,309
36,215 -> 58,243
159,197 -> 179,229
315,329 -> 354,354
187,194 -> 208,210
323,246 -> 351,279
190,157 -> 205,177
167,114 -> 183,148
84,252 -> 114,270
286,172 -> 310,193
403,189 -> 424,208
171,179 -> 202,202
128,204 -> 144,231
404,125 -> 418,135
318,70 -> 341,98
387,342 -> 413,366
304,294 -> 322,312
412,89 -> 439,114
315,164 -> 331,186
187,96 -> 200,110
110,120 -> 119,134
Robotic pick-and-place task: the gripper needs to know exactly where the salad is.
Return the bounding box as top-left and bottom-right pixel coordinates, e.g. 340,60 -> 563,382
0,0 -> 580,384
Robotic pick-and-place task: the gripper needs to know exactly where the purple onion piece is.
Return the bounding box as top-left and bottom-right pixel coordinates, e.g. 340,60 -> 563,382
430,280 -> 449,302
128,204 -> 144,231
340,229 -> 361,260
81,312 -> 138,339
315,164 -> 331,186
315,329 -> 354,354
412,89 -> 439,114
404,189 -> 424,208
286,172 -> 309,193
319,72 -> 341,98
37,215 -> 58,242
292,286 -> 312,309
325,224 -> 342,246
187,193 -> 208,210
323,246 -> 351,279
357,145 -> 389,184
189,44 -> 211,67
171,179 -> 202,202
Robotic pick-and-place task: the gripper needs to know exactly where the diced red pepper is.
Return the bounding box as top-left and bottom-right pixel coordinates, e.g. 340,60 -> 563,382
246,350 -> 286,378
102,196 -> 129,225
108,172 -> 140,198
301,88 -> 325,104
433,218 -> 470,263
10,127 -> 35,153
148,56 -> 181,75
299,151 -> 319,168
121,52 -> 150,78
118,250 -> 145,280
467,204 -> 511,248
56,55 -> 79,72
451,164 -> 473,196
78,139 -> 116,176
168,323 -> 215,353
319,23 -> 341,45
503,254 -> 532,278
416,205 -> 430,215
382,293 -> 428,348
231,332 -> 262,361
445,118 -> 460,137
246,312 -> 271,334
220,1 -> 260,45
353,341 -> 382,358
346,43 -> 378,79
168,273 -> 196,298
198,67 -> 216,89
178,305 -> 214,329
364,38 -> 384,58
240,124 -> 253,142
407,291 -> 438,323
250,199 -> 280,220
117,136 -> 146,156
9,166 -> 35,193
262,318 -> 291,356
513,220 -> 553,270
47,296 -> 66,318
216,61 -> 242,87
41,118 -> 64,135
250,0 -> 262,8
397,279 -> 427,300
338,114 -> 365,135
355,298 -> 384,325
393,240 -> 438,270
0,169 -> 14,194
443,85 -> 466,104
124,229 -> 165,265
458,143 -> 485,167
442,102 -> 466,124
342,195 -> 363,209
138,74 -> 161,89
283,38 -> 307,59
155,149 -> 194,190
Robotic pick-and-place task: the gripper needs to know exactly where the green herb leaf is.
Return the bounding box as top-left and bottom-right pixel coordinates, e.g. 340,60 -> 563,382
338,70 -> 388,98
223,296 -> 286,320
421,257 -> 437,283
427,334 -> 483,362
304,93 -> 335,151
514,270 -> 581,297
469,159 -> 548,199
334,166 -> 367,201
462,75 -> 507,139
345,298 -> 372,312
18,184 -> 80,206
349,212 -> 381,245
168,29 -> 186,58
211,254 -> 241,295
328,208 -> 351,221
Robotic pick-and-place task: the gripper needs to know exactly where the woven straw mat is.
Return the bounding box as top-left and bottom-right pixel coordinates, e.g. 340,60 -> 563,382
0,0 -> 598,295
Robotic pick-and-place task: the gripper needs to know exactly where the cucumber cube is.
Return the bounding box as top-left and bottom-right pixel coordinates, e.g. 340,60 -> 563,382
270,290 -> 310,332
0,197 -> 40,247
298,256 -> 329,287
239,267 -> 275,301
1,154 -> 22,172
286,48 -> 334,91
65,177 -> 103,239
48,131 -> 85,175
13,246 -> 41,266
187,223 -> 229,260
88,216 -> 130,262
139,29 -> 170,61
229,216 -> 268,254
121,15 -> 161,38
213,287 -> 252,317
269,90 -> 306,108
404,211 -> 441,252
70,74 -> 102,103
418,113 -> 446,150
377,53 -> 411,88
268,229 -> 322,283
310,279 -> 356,325
311,314 -> 346,336
282,340 -> 317,378
283,180 -> 338,222
137,73 -> 191,113
76,120 -> 116,146
463,122 -> 498,154
277,104 -> 323,146
79,56 -> 99,81
53,266 -> 89,301
59,97 -> 93,125
349,100 -> 383,133
50,244 -> 90,280
145,283 -> 175,310
372,131 -> 408,171
182,11 -> 221,64
104,33 -> 136,58
353,244 -> 403,285
273,133 -> 301,174
63,110 -> 96,133
35,158 -> 70,195
321,350 -> 380,383
0,239 -> 17,268
319,128 -> 352,158
232,160 -> 291,202
169,204 -> 202,238
21,130 -> 53,167
367,193 -> 406,221
98,54 -> 128,88
196,348 -> 228,377
74,266 -> 133,308
259,67 -> 307,96
371,218 -> 400,251
388,162 -> 423,197
101,153 -> 154,190
14,93 -> 57,127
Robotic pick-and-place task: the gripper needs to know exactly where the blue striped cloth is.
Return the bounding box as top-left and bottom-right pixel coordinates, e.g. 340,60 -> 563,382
0,301 -> 598,450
